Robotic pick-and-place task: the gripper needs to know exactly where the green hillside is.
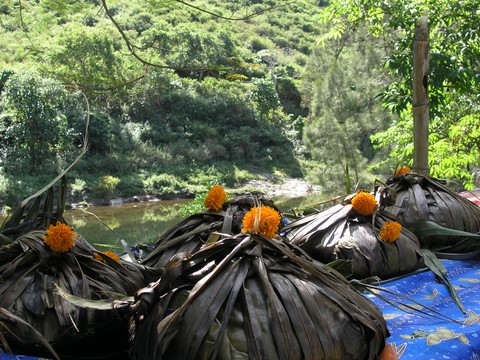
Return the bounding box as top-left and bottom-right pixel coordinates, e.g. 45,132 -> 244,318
0,0 -> 479,206
0,1 -> 328,205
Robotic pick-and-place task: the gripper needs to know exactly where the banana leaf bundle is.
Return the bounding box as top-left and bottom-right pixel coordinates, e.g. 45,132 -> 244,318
140,194 -> 282,269
130,232 -> 389,360
378,172 -> 480,253
282,193 -> 424,280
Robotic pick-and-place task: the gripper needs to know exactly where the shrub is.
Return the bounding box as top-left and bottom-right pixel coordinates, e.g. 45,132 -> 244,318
92,175 -> 121,199
178,192 -> 207,217
116,175 -> 145,196
250,36 -> 270,52
143,174 -> 185,198
1,173 -> 56,206
70,178 -> 87,202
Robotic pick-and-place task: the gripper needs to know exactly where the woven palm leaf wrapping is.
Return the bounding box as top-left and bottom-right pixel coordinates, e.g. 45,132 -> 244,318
0,232 -> 145,349
282,197 -> 424,280
0,178 -> 147,356
130,233 -> 388,360
140,195 -> 282,269
378,172 -> 480,253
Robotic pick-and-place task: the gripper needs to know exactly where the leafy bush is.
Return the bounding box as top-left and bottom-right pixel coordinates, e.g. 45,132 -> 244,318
249,36 -> 271,52
116,175 -> 145,196
178,192 -> 207,217
70,178 -> 87,202
0,71 -> 80,174
0,174 -> 57,206
92,175 -> 121,199
143,174 -> 186,198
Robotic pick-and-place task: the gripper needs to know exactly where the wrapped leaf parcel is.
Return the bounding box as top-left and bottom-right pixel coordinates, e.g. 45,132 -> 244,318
0,176 -> 148,355
378,172 -> 480,253
0,224 -> 146,355
130,233 -> 389,360
282,192 -> 424,280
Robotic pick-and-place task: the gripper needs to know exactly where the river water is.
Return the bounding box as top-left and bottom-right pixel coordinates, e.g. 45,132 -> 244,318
64,199 -> 190,252
63,193 -> 327,253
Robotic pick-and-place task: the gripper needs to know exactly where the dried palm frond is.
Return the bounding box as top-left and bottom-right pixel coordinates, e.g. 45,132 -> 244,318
281,195 -> 424,280
377,172 -> 480,253
0,177 -> 147,358
130,233 -> 388,360
140,194 -> 282,269
1,176 -> 69,240
0,229 -> 145,357
0,307 -> 61,360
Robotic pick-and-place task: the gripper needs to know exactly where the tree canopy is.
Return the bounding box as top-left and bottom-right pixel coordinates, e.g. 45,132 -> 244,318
319,0 -> 480,188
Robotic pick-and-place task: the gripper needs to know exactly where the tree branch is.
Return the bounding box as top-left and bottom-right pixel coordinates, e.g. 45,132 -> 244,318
175,0 -> 290,21
101,0 -> 288,73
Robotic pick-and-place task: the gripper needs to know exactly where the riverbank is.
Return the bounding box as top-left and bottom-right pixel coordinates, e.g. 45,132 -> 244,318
231,176 -> 322,199
74,176 -> 323,208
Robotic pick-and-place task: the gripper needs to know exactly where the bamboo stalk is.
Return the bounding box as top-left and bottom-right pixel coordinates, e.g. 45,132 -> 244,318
412,16 -> 430,175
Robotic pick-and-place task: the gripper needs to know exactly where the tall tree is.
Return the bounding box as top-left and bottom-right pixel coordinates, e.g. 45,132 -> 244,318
320,0 -> 480,188
302,28 -> 394,194
0,72 -> 80,173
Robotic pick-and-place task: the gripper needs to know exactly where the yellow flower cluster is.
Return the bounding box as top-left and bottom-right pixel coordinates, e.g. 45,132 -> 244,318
43,221 -> 76,253
204,185 -> 227,211
95,251 -> 121,263
395,167 -> 411,176
351,191 -> 377,216
242,205 -> 281,239
379,221 -> 402,242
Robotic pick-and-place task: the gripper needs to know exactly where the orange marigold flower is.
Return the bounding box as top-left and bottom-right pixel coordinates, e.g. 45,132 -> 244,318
241,205 -> 281,239
379,221 -> 402,242
204,185 -> 227,211
95,251 -> 121,263
43,221 -> 76,253
395,167 -> 411,176
351,191 -> 377,216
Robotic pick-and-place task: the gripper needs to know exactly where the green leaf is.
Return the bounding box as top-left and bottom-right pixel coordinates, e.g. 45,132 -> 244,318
326,259 -> 353,278
411,220 -> 480,238
420,249 -> 466,314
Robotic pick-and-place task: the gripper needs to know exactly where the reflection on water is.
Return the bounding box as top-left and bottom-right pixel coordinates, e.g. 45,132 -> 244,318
61,193 -> 331,253
64,199 -> 190,252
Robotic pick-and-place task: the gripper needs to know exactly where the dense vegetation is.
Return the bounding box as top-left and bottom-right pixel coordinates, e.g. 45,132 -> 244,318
0,0 -> 478,207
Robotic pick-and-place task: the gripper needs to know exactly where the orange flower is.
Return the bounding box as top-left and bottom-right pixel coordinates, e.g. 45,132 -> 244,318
351,191 -> 377,216
204,185 -> 227,211
379,221 -> 402,242
241,205 -> 281,239
395,167 -> 411,176
95,251 -> 121,263
43,221 -> 76,253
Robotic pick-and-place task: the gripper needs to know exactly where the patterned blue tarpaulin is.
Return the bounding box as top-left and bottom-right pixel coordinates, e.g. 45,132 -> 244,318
364,257 -> 480,360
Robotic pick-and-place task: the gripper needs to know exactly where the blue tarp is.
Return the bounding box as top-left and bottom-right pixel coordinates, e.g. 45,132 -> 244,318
365,257 -> 480,359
